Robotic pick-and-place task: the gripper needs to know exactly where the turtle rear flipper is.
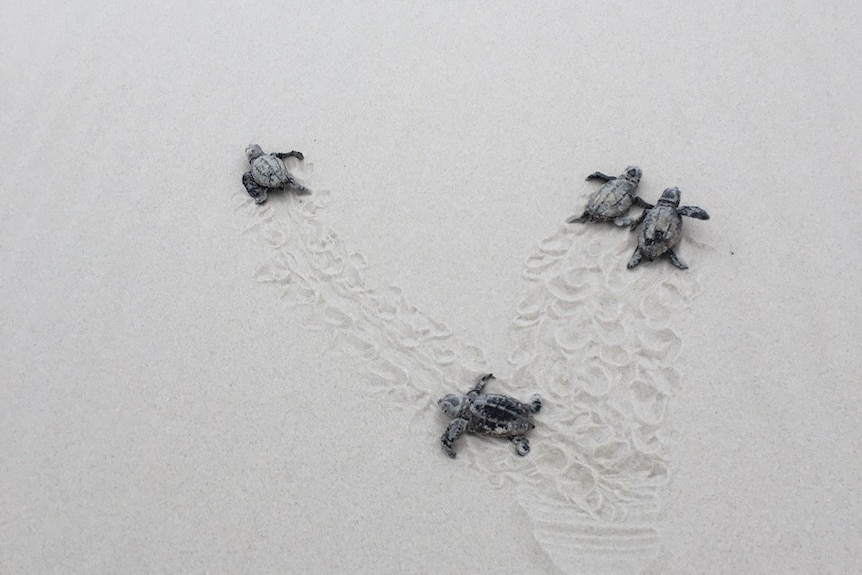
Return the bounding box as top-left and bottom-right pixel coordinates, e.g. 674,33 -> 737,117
510,436 -> 530,456
628,247 -> 644,269
286,177 -> 311,195
667,249 -> 689,269
678,205 -> 710,220
567,211 -> 590,224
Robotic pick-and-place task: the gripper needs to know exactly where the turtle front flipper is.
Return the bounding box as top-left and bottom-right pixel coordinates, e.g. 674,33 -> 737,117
627,247 -> 644,269
628,210 -> 648,231
633,196 -> 654,209
667,249 -> 689,269
678,205 -> 710,220
242,171 -> 269,204
471,373 -> 494,394
586,171 -> 615,182
441,418 -> 468,458
275,151 -> 304,161
286,177 -> 311,195
510,436 -> 530,456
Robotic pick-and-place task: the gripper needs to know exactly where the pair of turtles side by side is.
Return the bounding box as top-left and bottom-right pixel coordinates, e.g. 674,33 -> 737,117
242,144 -> 310,204
568,166 -> 710,269
438,373 -> 542,459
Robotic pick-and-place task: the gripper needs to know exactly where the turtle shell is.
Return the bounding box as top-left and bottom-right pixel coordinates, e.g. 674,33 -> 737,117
638,204 -> 683,260
586,179 -> 637,219
466,394 -> 535,437
250,154 -> 288,188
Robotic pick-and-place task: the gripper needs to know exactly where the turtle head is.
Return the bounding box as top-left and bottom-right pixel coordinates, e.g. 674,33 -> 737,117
658,187 -> 682,207
245,144 -> 264,162
622,166 -> 642,183
437,394 -> 466,418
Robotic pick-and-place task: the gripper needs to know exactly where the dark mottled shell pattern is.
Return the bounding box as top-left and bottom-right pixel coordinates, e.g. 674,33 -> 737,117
251,155 -> 289,188
638,203 -> 683,259
466,394 -> 535,437
585,178 -> 638,219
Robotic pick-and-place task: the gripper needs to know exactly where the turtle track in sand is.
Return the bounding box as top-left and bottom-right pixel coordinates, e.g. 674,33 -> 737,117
232,159 -> 491,405
502,223 -> 701,574
234,164 -> 703,574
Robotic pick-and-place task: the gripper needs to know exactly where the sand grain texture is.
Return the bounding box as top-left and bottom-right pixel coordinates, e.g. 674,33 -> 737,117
2,1 -> 861,573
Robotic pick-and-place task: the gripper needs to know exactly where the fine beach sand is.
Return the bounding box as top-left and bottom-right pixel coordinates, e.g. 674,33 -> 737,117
2,2 -> 861,573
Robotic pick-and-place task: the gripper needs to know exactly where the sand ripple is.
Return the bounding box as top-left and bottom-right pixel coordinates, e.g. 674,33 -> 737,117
234,169 -> 490,407
487,223 -> 700,573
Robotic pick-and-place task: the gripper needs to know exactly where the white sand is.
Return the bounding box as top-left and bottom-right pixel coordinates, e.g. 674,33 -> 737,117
2,2 -> 861,573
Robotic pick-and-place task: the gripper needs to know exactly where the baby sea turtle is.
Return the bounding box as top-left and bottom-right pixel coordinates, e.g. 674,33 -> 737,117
242,144 -> 309,204
627,187 -> 710,269
437,373 -> 542,458
567,166 -> 651,225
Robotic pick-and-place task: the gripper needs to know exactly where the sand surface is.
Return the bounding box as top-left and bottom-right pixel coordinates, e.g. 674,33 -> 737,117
2,2 -> 861,573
